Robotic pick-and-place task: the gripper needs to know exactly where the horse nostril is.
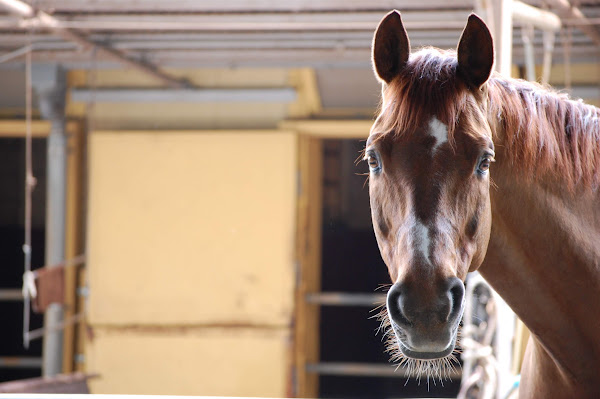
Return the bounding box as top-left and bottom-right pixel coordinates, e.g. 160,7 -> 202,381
386,283 -> 413,327
446,277 -> 465,321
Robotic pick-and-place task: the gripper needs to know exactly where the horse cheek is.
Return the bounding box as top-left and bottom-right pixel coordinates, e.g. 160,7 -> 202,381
468,197 -> 492,272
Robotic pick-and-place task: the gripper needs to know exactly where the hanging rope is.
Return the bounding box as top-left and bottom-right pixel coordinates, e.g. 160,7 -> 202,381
20,9 -> 89,346
22,29 -> 35,350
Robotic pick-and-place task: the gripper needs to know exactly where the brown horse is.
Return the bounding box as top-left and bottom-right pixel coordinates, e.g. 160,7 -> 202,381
367,11 -> 600,398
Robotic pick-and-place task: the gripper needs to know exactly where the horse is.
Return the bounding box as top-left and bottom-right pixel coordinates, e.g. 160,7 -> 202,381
366,11 -> 600,398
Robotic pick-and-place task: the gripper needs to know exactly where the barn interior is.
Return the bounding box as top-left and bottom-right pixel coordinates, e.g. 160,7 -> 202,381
0,1 -> 599,398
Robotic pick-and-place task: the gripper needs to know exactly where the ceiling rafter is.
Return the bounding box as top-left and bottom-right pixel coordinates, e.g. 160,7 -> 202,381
546,0 -> 600,46
0,1 -> 598,69
0,0 -> 189,88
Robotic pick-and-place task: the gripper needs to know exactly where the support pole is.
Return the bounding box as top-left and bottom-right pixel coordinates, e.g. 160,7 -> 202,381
512,1 -> 561,32
541,30 -> 556,84
491,0 -> 514,76
33,64 -> 67,378
521,25 -> 537,81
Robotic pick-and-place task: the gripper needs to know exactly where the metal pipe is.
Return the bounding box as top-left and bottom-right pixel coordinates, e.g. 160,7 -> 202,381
0,6 -> 557,32
7,10 -> 470,25
512,1 -> 561,32
0,0 -> 188,88
1,28 -> 589,51
12,0 -> 481,12
34,65 -> 67,378
18,20 -> 469,32
0,0 -> 34,17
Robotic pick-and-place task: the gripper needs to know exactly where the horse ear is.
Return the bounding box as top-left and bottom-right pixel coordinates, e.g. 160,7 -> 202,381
457,13 -> 494,88
372,10 -> 410,84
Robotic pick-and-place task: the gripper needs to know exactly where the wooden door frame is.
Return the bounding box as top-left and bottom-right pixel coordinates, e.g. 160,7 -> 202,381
286,120 -> 371,397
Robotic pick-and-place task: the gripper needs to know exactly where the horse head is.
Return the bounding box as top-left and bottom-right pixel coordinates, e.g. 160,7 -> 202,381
368,11 -> 496,364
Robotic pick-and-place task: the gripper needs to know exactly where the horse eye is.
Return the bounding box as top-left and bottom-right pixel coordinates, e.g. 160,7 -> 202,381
368,155 -> 380,171
477,156 -> 494,174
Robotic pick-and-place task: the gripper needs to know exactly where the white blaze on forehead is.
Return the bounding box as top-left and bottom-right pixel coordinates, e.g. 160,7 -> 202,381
428,117 -> 448,153
414,221 -> 431,265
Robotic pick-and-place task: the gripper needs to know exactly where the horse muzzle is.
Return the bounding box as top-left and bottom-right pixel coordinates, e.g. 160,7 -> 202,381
386,277 -> 465,359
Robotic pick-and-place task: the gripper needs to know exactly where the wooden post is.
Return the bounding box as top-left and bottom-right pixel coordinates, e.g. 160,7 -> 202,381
62,120 -> 84,373
293,135 -> 323,398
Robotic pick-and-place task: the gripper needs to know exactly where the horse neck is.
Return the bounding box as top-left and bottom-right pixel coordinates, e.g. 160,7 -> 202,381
479,88 -> 600,385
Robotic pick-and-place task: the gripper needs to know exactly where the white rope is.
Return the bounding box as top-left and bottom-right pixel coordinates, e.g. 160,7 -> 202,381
22,270 -> 37,299
18,0 -> 89,349
457,274 -> 500,399
21,25 -> 34,349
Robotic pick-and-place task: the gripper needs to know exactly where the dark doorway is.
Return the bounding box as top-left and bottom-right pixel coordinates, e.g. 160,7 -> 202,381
317,139 -> 461,398
0,137 -> 46,382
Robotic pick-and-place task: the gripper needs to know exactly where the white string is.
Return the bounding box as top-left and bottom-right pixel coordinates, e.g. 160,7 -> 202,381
22,27 -> 34,350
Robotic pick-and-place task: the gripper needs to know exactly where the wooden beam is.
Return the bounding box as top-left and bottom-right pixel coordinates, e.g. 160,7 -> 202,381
512,1 -> 561,32
278,120 -> 372,139
0,120 -> 50,137
294,135 -> 323,398
69,88 -> 297,103
287,69 -> 322,119
62,120 -> 84,374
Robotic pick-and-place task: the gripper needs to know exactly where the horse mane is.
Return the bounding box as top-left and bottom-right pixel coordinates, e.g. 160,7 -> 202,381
375,47 -> 600,190
487,75 -> 600,189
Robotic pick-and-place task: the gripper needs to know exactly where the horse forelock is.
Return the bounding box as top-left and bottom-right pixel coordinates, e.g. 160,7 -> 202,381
372,47 -> 488,147
372,47 -> 600,191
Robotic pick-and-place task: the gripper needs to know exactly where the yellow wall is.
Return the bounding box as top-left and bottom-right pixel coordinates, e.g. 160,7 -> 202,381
86,328 -> 290,396
86,130 -> 297,396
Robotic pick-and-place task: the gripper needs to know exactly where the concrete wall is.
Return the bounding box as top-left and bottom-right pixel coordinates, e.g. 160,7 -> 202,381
86,130 -> 297,396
